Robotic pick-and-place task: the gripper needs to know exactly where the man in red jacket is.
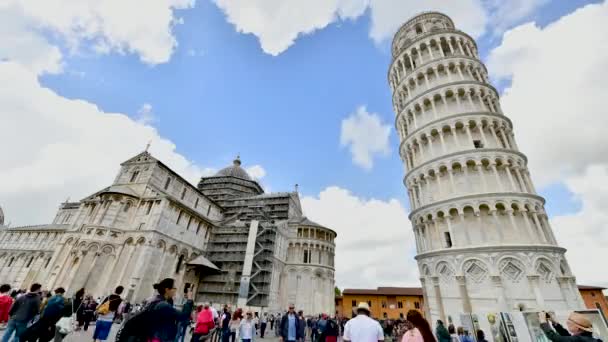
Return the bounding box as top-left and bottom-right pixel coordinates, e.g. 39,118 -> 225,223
0,284 -> 13,327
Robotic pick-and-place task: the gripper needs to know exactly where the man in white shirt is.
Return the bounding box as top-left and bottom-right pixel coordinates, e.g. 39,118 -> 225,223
343,302 -> 384,342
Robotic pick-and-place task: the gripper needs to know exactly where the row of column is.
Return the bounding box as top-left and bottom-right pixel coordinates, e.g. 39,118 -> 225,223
412,209 -> 556,253
391,34 -> 477,87
0,253 -> 52,289
0,232 -> 60,250
424,273 -> 579,321
395,62 -> 489,112
403,123 -> 517,170
407,163 -> 536,209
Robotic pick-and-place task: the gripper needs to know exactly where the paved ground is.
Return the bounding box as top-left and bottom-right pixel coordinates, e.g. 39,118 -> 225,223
0,324 -> 284,342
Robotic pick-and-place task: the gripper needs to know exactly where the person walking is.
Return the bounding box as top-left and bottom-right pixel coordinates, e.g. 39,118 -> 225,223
435,320 -> 451,342
146,278 -> 194,342
52,293 -> 76,342
0,284 -> 13,329
448,325 -> 459,342
406,310 -> 436,342
297,312 -> 306,342
92,286 -> 123,342
22,287 -> 67,342
476,330 -> 488,342
229,311 -> 242,342
260,313 -> 268,338
270,315 -> 275,332
324,317 -> 339,342
72,288 -> 85,331
401,320 -> 423,342
279,304 -> 303,342
456,327 -> 472,342
239,312 -> 257,342
342,303 -> 384,342
221,306 -> 233,342
538,311 -> 601,342
192,304 -> 216,342
82,297 -> 97,331
1,283 -> 42,342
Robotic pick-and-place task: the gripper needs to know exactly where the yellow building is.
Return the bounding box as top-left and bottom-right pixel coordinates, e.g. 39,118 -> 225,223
336,287 -> 424,320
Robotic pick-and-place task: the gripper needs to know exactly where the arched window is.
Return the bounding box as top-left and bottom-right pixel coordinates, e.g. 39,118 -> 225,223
123,202 -> 131,212
26,257 -> 34,268
415,24 -> 423,34
164,177 -> 172,190
44,257 -> 51,268
7,257 -> 14,267
175,255 -> 184,273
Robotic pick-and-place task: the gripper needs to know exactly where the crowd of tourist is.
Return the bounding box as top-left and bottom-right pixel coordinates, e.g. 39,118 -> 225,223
0,281 -> 602,342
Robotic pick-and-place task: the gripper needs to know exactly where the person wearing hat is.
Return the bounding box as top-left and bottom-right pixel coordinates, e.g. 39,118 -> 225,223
538,311 -> 600,342
343,302 -> 384,342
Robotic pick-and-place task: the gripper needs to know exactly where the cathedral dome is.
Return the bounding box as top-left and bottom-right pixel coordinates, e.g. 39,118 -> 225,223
215,156 -> 252,180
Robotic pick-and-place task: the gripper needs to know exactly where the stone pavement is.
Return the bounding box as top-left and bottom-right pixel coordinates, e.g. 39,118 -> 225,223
0,324 -> 284,342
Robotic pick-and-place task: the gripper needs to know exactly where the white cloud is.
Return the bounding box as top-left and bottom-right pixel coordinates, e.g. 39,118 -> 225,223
245,165 -> 266,180
212,0 -> 549,56
487,1 -> 608,186
0,61 -> 209,225
1,0 -> 193,66
340,106 -> 391,170
136,103 -> 156,125
368,0 -> 487,44
212,0 -> 368,56
551,164 -> 608,288
0,4 -> 63,74
301,186 -> 418,289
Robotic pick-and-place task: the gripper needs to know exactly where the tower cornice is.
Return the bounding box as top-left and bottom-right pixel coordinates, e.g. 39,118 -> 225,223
397,81 -> 499,120
408,192 -> 546,220
397,112 -> 513,150
403,148 -> 527,181
414,244 -> 567,260
390,55 -> 488,97
388,30 -> 481,83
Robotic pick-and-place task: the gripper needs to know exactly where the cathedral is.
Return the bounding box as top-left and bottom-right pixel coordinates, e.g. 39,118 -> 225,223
0,152 -> 336,314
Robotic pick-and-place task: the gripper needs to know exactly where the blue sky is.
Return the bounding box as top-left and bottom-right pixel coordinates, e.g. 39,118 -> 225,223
2,0 -> 607,289
38,0 -> 593,213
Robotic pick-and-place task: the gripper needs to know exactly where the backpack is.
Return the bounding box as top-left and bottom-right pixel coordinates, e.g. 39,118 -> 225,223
115,301 -> 162,342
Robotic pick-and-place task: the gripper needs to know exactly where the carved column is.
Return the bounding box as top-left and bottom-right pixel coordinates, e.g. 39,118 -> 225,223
456,275 -> 472,313
491,275 -> 509,311
432,276 -> 446,322
527,275 -> 545,309
420,277 -> 433,320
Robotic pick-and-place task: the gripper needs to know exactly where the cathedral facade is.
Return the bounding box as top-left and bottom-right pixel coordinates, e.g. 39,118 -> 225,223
0,152 -> 336,314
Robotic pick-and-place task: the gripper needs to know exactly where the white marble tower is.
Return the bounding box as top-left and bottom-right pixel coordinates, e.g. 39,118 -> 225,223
388,12 -> 583,322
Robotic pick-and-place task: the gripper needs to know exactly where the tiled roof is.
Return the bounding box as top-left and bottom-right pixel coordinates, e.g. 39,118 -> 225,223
8,224 -> 69,231
342,287 -> 423,296
577,285 -> 607,290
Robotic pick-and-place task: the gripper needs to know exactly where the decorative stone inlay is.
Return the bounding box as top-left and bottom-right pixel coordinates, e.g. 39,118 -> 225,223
537,262 -> 553,282
499,258 -> 524,281
464,260 -> 487,283
437,261 -> 454,280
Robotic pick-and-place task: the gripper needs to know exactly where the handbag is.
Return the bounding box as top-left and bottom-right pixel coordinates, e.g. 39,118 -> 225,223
56,298 -> 79,335
56,316 -> 74,335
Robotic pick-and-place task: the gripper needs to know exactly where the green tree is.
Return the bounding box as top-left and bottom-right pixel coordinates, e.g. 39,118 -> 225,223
335,286 -> 342,296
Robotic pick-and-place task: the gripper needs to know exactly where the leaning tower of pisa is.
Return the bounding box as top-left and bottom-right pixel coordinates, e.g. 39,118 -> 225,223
388,12 -> 583,323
